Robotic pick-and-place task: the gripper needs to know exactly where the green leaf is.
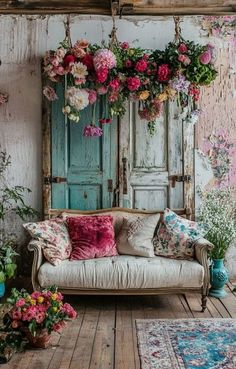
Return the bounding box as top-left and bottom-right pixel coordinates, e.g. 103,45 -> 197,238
0,271 -> 6,283
5,263 -> 17,278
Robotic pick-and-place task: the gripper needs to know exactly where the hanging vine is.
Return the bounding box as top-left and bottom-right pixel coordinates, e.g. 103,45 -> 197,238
43,16 -> 218,136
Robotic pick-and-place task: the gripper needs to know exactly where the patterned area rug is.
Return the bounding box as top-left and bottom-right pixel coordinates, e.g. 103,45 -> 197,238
136,319 -> 236,369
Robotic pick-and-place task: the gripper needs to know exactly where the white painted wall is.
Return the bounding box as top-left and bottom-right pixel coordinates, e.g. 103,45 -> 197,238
0,14 -> 235,276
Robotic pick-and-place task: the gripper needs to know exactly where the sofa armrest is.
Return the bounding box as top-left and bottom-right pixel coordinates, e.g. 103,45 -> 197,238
194,238 -> 214,296
28,239 -> 44,291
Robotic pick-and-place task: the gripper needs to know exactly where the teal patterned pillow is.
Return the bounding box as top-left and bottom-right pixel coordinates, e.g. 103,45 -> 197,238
153,209 -> 206,260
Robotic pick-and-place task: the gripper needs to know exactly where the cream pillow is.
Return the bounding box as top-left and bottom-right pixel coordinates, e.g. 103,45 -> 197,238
116,214 -> 160,257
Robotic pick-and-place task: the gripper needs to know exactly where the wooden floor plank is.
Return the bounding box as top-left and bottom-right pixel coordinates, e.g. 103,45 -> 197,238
69,300 -> 101,369
115,296 -> 136,369
1,289 -> 236,369
89,299 -> 116,369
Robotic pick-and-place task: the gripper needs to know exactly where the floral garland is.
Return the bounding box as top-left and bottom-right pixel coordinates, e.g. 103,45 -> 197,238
43,37 -> 217,136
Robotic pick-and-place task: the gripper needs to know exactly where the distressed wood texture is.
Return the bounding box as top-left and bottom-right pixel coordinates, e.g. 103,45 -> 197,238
119,100 -> 193,210
51,90 -> 118,210
0,0 -> 235,14
2,286 -> 236,369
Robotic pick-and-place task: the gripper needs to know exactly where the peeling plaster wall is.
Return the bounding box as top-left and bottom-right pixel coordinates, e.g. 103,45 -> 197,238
0,15 -> 235,276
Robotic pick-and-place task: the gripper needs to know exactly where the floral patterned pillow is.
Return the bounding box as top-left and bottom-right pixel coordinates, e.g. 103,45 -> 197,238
23,219 -> 72,266
153,209 -> 206,260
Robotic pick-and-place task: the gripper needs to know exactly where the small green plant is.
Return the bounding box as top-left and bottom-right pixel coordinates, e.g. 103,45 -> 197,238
0,149 -> 36,282
198,187 -> 236,259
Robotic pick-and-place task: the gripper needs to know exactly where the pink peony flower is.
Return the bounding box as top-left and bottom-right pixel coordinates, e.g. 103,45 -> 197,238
120,42 -> 129,49
124,60 -> 132,68
96,68 -> 108,83
83,124 -> 103,137
11,309 -> 22,320
62,303 -> 77,319
135,59 -> 148,73
87,89 -> 97,104
35,312 -> 45,324
31,292 -> 41,299
15,298 -> 26,307
178,54 -> 191,66
81,54 -> 94,71
97,86 -> 108,95
126,76 -> 141,91
93,49 -> 116,70
109,78 -> 120,90
108,90 -> 119,102
178,43 -> 188,53
53,66 -> 66,76
199,50 -> 212,65
22,307 -> 37,322
43,86 -> 58,101
63,54 -> 77,67
157,64 -> 171,82
53,321 -> 66,332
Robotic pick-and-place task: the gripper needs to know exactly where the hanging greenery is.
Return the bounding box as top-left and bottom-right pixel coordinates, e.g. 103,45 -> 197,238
43,21 -> 218,136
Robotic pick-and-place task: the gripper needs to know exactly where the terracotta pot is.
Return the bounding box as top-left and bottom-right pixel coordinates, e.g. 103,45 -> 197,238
22,328 -> 51,349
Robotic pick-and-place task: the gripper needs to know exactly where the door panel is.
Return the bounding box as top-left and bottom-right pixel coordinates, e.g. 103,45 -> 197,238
119,101 -> 193,210
51,83 -> 118,210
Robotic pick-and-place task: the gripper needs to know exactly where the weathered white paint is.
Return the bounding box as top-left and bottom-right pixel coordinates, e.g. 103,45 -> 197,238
0,14 -> 235,275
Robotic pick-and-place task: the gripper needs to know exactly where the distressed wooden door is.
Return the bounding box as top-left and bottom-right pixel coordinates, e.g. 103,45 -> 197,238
119,102 -> 194,211
49,84 -> 118,210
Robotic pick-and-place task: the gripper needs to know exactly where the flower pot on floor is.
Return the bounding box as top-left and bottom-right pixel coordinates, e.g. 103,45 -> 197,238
0,282 -> 5,298
209,259 -> 229,298
22,328 -> 51,349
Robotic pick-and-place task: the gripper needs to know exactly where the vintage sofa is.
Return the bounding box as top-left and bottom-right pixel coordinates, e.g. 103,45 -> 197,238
28,207 -> 213,311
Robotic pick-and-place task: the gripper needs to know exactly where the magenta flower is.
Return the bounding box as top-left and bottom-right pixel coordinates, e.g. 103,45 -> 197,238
135,59 -> 148,72
178,43 -> 188,53
109,79 -> 120,90
15,298 -> 26,307
87,89 -> 97,104
83,124 -> 103,137
120,42 -> 129,49
199,50 -> 212,65
96,68 -> 108,83
127,76 -> 141,91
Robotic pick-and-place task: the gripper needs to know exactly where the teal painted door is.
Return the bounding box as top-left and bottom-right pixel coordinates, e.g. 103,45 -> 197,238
51,84 -> 118,210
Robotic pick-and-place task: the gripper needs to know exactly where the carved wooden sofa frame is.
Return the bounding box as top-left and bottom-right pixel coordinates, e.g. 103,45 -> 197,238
28,207 -> 213,312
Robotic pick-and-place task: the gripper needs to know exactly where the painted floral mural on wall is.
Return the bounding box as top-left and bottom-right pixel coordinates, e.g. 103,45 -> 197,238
203,129 -> 236,187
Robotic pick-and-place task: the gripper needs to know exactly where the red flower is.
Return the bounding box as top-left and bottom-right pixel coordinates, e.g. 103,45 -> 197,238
178,43 -> 188,53
157,64 -> 171,82
109,79 -> 120,90
121,42 -> 129,49
81,53 -> 94,71
135,59 -> 148,73
127,76 -> 141,91
96,68 -> 108,83
189,84 -> 200,101
63,54 -> 76,67
99,118 -> 112,124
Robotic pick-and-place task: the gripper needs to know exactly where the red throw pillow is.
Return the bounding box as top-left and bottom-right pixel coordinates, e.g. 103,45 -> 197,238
67,215 -> 118,260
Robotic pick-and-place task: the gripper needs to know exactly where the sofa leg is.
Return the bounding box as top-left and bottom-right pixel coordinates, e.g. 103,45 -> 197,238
201,295 -> 207,312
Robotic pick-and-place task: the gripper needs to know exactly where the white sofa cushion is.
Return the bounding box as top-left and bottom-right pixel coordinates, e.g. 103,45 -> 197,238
116,214 -> 160,257
38,255 -> 204,290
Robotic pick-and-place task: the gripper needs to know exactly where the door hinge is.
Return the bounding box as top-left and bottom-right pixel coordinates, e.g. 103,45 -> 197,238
44,176 -> 67,185
108,179 -> 113,193
169,175 -> 191,188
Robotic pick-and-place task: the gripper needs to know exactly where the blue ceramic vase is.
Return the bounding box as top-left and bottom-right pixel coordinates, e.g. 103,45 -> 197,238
0,282 -> 5,298
209,259 -> 228,298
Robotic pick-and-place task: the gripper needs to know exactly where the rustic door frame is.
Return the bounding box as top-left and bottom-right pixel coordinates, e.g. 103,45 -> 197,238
42,99 -> 195,218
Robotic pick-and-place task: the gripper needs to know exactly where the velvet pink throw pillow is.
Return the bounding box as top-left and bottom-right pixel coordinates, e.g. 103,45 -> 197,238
67,215 -> 117,260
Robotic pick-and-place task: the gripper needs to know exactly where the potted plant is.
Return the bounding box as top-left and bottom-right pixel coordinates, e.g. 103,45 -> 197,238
0,150 -> 36,297
198,187 -> 236,298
